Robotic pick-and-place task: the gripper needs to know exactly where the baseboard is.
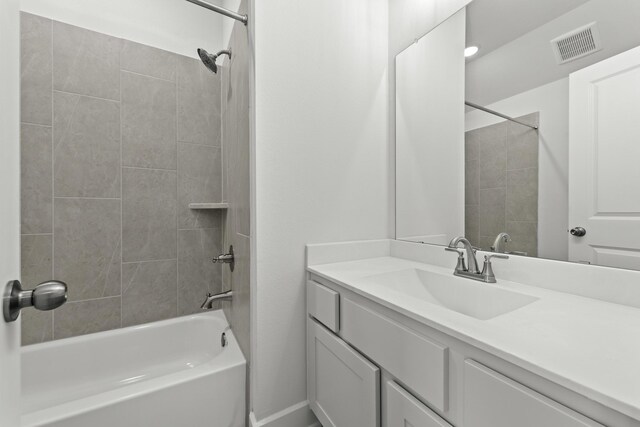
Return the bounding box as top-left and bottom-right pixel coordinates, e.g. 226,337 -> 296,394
249,400 -> 320,427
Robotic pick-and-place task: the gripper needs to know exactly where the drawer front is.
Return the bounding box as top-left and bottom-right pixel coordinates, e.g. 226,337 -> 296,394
307,280 -> 340,333
386,381 -> 453,427
464,360 -> 604,427
307,319 -> 380,427
341,298 -> 449,411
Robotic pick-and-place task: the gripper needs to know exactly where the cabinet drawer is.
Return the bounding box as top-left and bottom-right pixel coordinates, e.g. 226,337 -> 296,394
307,319 -> 380,427
307,280 -> 339,333
386,381 -> 452,427
464,360 -> 604,427
341,298 -> 449,411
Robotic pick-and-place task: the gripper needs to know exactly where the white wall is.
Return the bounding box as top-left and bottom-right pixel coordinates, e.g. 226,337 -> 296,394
466,78 -> 569,261
252,0 -> 390,423
20,0 -> 225,57
396,9 -> 465,242
0,0 -> 22,425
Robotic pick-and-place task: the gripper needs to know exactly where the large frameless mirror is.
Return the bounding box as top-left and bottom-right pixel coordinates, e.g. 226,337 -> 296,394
395,0 -> 640,270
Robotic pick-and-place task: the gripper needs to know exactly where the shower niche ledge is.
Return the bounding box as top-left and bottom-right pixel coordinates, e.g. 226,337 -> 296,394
188,203 -> 229,210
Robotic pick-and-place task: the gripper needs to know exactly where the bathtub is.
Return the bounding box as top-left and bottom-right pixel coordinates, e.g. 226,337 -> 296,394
21,310 -> 246,427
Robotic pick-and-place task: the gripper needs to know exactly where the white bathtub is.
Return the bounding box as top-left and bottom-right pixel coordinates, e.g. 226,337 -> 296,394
21,310 -> 246,427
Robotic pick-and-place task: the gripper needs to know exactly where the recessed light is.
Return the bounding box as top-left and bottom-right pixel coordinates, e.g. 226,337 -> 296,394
465,46 -> 479,57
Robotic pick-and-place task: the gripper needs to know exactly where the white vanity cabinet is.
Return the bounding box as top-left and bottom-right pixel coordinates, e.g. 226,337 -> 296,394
306,276 -> 635,427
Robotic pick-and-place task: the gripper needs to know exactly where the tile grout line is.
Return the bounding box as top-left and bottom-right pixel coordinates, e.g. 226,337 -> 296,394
176,58 -> 180,317
119,48 -> 123,329
52,89 -> 119,104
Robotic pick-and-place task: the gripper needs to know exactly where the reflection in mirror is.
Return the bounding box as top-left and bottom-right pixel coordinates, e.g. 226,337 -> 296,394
395,0 -> 640,270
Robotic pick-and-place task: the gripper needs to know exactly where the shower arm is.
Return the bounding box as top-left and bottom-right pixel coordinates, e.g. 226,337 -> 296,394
186,0 -> 248,26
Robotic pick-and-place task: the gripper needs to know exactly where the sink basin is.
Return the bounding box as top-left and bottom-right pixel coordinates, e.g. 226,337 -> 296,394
360,269 -> 538,320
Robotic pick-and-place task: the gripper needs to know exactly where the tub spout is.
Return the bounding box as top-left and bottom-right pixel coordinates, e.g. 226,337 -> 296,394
201,290 -> 233,309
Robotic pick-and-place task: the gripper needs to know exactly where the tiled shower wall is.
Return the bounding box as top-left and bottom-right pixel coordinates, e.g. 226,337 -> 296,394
221,0 -> 251,363
20,13 -> 225,345
465,113 -> 539,256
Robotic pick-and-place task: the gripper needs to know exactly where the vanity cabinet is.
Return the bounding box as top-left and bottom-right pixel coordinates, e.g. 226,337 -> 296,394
463,360 -> 603,427
386,380 -> 453,427
306,277 -> 628,427
307,319 -> 380,427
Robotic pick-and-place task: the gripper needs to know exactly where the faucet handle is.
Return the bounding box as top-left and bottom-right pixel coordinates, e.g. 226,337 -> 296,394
481,254 -> 509,283
445,247 -> 467,272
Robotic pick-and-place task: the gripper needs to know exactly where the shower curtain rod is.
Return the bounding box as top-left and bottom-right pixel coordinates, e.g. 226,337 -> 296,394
186,0 -> 248,26
465,101 -> 538,130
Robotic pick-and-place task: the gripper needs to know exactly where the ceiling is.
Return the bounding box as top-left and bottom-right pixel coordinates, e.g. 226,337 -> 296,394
466,0 -> 590,59
465,0 -> 640,106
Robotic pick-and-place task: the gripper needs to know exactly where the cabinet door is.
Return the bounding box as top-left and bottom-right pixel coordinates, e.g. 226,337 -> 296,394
307,319 -> 380,427
464,360 -> 604,427
386,381 -> 453,427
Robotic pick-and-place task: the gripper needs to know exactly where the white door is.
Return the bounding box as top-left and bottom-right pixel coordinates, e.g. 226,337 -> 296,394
569,45 -> 640,270
0,0 -> 23,425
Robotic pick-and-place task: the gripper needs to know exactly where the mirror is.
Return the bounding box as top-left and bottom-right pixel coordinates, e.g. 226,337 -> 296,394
395,0 -> 640,270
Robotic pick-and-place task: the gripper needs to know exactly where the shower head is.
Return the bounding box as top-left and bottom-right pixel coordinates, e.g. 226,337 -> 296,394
197,48 -> 232,74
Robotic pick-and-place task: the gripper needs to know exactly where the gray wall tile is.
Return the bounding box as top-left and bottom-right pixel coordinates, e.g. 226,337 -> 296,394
479,187 -> 506,237
54,296 -> 121,339
21,13 -> 52,125
53,92 -> 120,198
178,229 -> 223,316
121,40 -> 176,81
177,56 -> 221,146
122,260 -> 177,326
506,221 -> 538,257
465,204 -> 479,247
122,167 -> 177,262
507,113 -> 540,171
478,127 -> 507,189
21,124 -> 52,234
21,234 -> 53,345
178,143 -> 222,229
54,198 -> 121,301
506,168 -> 539,222
53,21 -> 121,100
229,234 -> 250,359
465,158 -> 479,206
121,71 -> 177,169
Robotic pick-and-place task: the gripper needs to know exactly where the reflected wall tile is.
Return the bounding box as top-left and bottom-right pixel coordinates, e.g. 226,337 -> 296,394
122,260 -> 177,326
507,113 -> 540,171
506,168 -> 538,222
54,297 -> 121,339
178,229 -> 223,316
21,13 -> 52,125
53,92 -> 120,198
21,234 -> 53,345
121,40 -> 176,81
53,21 -> 121,100
465,158 -> 479,206
122,167 -> 177,262
121,71 -> 177,169
478,126 -> 507,189
506,221 -> 538,257
21,124 -> 52,234
177,143 -> 222,229
465,204 -> 479,246
177,56 -> 221,146
478,187 -> 506,238
54,198 -> 121,301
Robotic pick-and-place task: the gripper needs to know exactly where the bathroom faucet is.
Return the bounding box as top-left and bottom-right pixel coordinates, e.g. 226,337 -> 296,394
446,237 -> 480,274
445,236 -> 509,283
201,290 -> 233,309
491,232 -> 511,253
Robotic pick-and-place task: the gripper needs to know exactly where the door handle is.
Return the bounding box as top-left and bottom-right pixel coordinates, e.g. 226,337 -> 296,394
569,227 -> 587,237
3,280 -> 68,322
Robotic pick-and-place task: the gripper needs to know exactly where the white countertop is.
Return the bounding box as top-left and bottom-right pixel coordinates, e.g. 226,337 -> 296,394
307,256 -> 640,421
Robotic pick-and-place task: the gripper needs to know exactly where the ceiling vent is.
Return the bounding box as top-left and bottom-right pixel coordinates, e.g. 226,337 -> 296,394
551,22 -> 602,64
